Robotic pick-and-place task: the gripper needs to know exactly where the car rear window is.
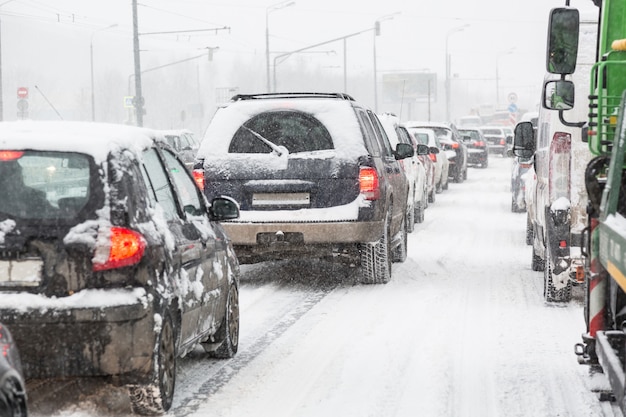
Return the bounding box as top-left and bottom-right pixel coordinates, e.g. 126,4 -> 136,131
229,110 -> 334,154
482,129 -> 503,136
459,130 -> 480,140
0,151 -> 92,219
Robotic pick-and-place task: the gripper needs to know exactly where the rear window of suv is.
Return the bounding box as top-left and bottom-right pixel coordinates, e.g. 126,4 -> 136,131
229,110 -> 333,154
0,151 -> 92,219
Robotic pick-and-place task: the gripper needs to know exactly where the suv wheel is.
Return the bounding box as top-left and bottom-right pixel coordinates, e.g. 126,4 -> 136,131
392,213 -> 408,263
129,310 -> 177,415
360,213 -> 392,284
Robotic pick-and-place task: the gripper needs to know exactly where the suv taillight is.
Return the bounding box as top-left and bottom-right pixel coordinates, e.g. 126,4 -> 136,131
93,227 -> 146,271
193,169 -> 205,190
548,132 -> 571,201
359,167 -> 380,200
429,153 -> 437,162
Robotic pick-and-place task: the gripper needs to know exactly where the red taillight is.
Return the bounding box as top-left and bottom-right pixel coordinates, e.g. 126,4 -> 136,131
359,167 -> 380,200
451,142 -> 459,149
499,138 -> 505,145
429,153 -> 437,162
193,169 -> 204,190
93,227 -> 146,271
0,151 -> 24,161
475,141 -> 486,147
548,132 -> 571,201
559,240 -> 567,248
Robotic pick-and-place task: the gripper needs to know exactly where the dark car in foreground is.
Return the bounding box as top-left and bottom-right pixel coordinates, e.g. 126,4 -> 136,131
0,324 -> 27,417
194,92 -> 413,284
458,127 -> 489,168
0,121 -> 241,415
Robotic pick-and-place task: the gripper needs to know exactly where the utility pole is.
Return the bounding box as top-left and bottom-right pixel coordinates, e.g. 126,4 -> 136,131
132,0 -> 144,126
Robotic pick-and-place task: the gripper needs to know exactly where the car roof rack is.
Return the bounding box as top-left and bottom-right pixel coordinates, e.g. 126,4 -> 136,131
230,92 -> 355,102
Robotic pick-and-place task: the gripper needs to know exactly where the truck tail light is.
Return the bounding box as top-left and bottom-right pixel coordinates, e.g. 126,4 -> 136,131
548,132 -> 571,201
93,227 -> 146,271
193,169 -> 205,190
359,166 -> 380,200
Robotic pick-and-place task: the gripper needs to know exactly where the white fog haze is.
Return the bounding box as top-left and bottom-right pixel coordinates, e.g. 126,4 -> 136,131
2,0 -> 597,134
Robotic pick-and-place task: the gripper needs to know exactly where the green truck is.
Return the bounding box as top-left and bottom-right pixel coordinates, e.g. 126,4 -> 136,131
515,0 -> 626,409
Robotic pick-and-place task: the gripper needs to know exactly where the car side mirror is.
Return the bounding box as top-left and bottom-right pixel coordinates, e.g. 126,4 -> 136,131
546,7 -> 580,74
209,196 -> 240,221
513,121 -> 535,159
415,144 -> 429,156
394,143 -> 414,160
543,79 -> 575,111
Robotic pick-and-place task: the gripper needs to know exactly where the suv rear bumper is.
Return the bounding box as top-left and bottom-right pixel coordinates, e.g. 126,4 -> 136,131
0,288 -> 155,381
223,219 -> 384,245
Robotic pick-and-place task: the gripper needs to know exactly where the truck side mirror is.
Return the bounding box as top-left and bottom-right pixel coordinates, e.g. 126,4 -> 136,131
513,121 -> 535,159
543,79 -> 575,111
546,7 -> 580,75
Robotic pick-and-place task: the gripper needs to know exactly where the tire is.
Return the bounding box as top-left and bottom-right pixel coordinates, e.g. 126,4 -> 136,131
525,215 -> 533,246
454,167 -> 463,183
511,196 -> 518,213
360,213 -> 392,284
129,310 -> 177,415
442,178 -> 448,190
543,249 -> 572,302
392,213 -> 408,263
428,188 -> 436,204
406,204 -> 415,233
436,180 -> 443,194
415,200 -> 425,224
531,243 -> 544,272
463,167 -> 468,180
206,282 -> 240,358
0,375 -> 27,417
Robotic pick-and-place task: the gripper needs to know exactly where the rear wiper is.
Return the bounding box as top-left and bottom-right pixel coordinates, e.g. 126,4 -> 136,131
242,125 -> 288,157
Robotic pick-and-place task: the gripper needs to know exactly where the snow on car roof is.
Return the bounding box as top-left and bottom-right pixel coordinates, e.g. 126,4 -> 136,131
0,120 -> 164,163
197,98 -> 367,160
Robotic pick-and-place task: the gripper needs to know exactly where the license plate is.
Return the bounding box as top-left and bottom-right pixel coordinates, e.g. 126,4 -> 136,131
252,192 -> 310,206
0,259 -> 43,286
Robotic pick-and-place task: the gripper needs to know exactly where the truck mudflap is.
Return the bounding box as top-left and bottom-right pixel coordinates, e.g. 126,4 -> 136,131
595,330 -> 626,408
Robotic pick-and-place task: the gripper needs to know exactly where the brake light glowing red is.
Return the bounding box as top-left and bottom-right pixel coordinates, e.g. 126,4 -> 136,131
548,132 -> 571,201
359,167 -> 380,200
0,151 -> 24,161
499,139 -> 505,145
429,153 -> 437,162
192,169 -> 204,190
475,141 -> 486,147
93,227 -> 146,271
559,240 -> 567,248
451,142 -> 459,149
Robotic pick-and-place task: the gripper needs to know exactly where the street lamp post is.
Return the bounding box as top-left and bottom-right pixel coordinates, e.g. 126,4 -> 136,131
445,24 -> 469,122
266,0 -> 295,93
496,47 -> 516,109
373,13 -> 399,112
90,23 -> 117,122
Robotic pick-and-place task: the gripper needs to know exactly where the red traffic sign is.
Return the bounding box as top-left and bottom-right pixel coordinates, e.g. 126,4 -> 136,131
17,87 -> 28,99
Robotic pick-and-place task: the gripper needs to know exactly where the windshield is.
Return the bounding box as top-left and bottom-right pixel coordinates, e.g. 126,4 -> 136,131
0,151 -> 93,219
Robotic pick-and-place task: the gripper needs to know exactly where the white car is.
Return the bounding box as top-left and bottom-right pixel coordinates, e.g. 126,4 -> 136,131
405,127 -> 449,196
379,114 -> 428,230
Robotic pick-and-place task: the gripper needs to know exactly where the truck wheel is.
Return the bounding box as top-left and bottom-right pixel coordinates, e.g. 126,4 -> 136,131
525,215 -> 533,246
543,251 -> 572,302
129,310 -> 177,415
360,213 -> 392,284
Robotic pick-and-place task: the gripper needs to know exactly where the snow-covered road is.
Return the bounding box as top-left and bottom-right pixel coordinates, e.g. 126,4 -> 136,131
29,157 -> 621,417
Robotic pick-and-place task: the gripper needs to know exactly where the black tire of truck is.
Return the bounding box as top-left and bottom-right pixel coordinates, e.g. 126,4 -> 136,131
543,249 -> 572,302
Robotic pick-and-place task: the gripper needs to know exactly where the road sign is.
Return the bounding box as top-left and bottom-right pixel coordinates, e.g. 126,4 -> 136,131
508,103 -> 518,113
17,87 -> 28,99
123,96 -> 134,108
17,99 -> 28,112
508,92 -> 518,103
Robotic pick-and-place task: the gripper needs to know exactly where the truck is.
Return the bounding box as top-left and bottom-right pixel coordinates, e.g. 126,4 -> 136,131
518,12 -> 597,303
515,0 -> 626,410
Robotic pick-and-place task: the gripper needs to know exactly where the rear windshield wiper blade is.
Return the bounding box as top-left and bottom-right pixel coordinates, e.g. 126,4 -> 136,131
242,125 -> 288,157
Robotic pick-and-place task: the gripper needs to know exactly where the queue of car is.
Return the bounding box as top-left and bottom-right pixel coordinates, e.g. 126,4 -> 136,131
0,92 -> 484,415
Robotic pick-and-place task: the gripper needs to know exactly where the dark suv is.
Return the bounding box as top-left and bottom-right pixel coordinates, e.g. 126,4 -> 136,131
194,92 -> 413,284
0,121 -> 241,415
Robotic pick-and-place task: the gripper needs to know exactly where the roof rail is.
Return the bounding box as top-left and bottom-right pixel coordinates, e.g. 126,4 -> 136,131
230,92 -> 355,102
